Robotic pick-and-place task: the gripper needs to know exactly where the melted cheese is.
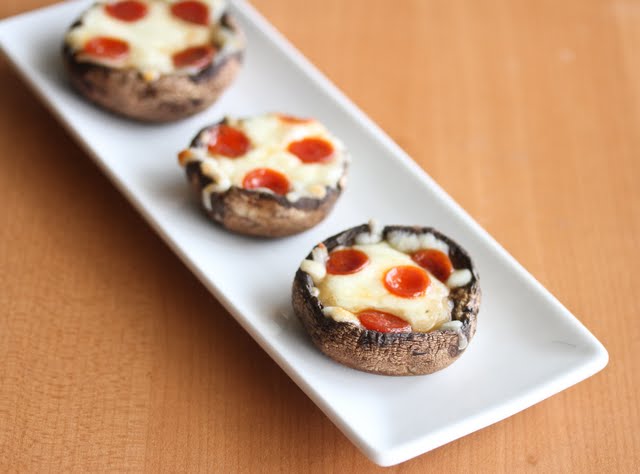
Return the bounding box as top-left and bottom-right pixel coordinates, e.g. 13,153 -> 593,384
315,242 -> 451,332
386,229 -> 449,254
323,307 -> 361,325
447,269 -> 472,288
65,0 -> 234,77
183,114 -> 349,201
354,219 -> 383,245
439,320 -> 468,349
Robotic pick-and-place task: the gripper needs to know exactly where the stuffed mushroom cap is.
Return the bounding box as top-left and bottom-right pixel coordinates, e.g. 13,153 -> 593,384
292,222 -> 481,375
63,0 -> 244,122
178,113 -> 349,237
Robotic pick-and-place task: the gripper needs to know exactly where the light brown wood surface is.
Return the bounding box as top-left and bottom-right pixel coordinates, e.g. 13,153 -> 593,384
1,0 -> 639,472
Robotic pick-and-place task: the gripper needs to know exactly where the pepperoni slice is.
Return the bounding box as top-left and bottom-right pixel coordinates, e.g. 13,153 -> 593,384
357,309 -> 412,333
171,0 -> 209,25
242,168 -> 290,195
278,114 -> 312,124
326,249 -> 369,275
105,1 -> 148,22
383,266 -> 430,298
172,45 -> 215,69
83,37 -> 129,60
411,249 -> 454,283
208,125 -> 250,158
287,137 -> 334,163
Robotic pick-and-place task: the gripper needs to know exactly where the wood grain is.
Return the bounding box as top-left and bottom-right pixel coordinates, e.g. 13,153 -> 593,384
1,0 -> 638,472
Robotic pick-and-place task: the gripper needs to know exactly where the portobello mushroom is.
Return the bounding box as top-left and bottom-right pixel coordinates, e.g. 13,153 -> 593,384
178,114 -> 349,237
292,223 -> 481,375
62,0 -> 244,122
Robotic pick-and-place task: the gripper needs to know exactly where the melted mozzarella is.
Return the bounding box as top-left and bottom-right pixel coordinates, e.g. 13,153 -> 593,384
66,0 -> 231,76
386,230 -> 449,254
315,242 -> 451,332
323,307 -> 360,325
447,269 -> 472,288
185,114 -> 348,201
354,219 -> 383,245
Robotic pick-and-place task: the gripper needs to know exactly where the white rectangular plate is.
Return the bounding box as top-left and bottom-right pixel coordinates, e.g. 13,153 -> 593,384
0,0 -> 608,466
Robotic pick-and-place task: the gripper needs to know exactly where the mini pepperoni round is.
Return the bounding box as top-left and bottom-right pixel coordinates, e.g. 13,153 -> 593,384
357,309 -> 412,333
287,137 -> 334,164
243,168 -> 290,195
411,249 -> 454,283
83,37 -> 130,60
171,0 -> 209,25
384,266 -> 430,298
208,125 -> 250,158
172,45 -> 215,70
326,249 -> 369,275
278,114 -> 311,124
105,1 -> 148,22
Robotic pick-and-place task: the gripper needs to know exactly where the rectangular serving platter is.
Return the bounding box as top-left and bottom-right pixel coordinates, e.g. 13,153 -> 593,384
0,0 -> 608,466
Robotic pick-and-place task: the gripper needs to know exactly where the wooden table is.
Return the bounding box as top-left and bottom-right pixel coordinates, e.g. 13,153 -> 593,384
1,1 -> 638,471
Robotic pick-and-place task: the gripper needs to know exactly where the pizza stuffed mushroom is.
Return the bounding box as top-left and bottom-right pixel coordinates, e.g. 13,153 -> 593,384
292,222 -> 481,375
178,113 -> 349,237
63,0 -> 244,121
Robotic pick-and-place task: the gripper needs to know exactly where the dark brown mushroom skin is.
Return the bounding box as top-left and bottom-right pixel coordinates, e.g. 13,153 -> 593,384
182,120 -> 348,238
292,224 -> 481,376
62,13 -> 244,123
